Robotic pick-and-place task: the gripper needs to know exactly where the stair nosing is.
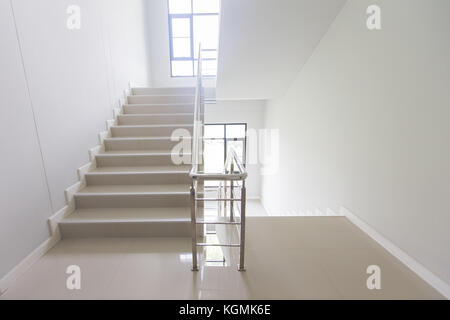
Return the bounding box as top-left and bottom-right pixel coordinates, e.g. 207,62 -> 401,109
118,113 -> 195,117
86,170 -> 189,175
75,191 -> 189,196
124,103 -> 194,107
60,218 -> 191,224
111,124 -> 194,128
97,151 -> 192,156
128,94 -> 195,98
104,137 -> 192,141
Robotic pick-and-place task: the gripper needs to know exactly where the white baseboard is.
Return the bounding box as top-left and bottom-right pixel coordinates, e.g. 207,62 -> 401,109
341,206 -> 450,299
0,85 -> 132,296
0,230 -> 61,295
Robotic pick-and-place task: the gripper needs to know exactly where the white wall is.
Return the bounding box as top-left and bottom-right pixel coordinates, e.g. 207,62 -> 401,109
0,0 -> 151,280
216,0 -> 346,100
146,0 -> 215,88
261,0 -> 450,286
0,0 -> 53,281
205,100 -> 266,198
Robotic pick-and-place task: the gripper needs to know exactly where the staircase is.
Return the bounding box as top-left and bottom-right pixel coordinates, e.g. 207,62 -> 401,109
59,87 -> 199,238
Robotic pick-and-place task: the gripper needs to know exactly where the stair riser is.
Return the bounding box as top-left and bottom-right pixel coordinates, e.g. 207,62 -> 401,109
104,139 -> 191,151
111,126 -> 193,137
123,105 -> 194,114
75,194 -> 190,209
96,154 -> 191,167
128,95 -> 194,104
60,221 -> 192,238
118,115 -> 194,125
85,172 -> 191,185
132,87 -> 195,96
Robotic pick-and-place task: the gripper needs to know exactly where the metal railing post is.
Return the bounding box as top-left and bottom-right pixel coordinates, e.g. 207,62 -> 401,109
230,163 -> 235,222
224,180 -> 228,218
190,182 -> 198,271
238,181 -> 246,271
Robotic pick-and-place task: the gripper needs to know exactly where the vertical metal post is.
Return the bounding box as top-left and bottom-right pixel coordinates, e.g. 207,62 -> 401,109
230,163 -> 235,222
190,182 -> 198,271
224,180 -> 228,218
238,181 -> 246,271
218,182 -> 222,217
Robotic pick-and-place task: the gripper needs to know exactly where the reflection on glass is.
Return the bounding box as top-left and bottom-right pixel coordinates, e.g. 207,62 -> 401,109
204,234 -> 226,267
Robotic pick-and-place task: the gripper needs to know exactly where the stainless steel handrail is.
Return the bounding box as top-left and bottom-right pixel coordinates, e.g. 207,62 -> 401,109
190,44 -> 247,272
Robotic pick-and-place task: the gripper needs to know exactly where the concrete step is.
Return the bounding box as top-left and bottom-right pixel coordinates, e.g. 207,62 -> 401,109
85,166 -> 191,185
123,103 -> 194,114
110,124 -> 193,138
95,151 -> 191,167
74,184 -> 190,209
127,95 -> 195,105
131,87 -> 195,96
59,207 -> 196,238
104,137 -> 191,151
118,113 -> 194,125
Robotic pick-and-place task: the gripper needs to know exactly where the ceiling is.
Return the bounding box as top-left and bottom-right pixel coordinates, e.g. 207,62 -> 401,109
216,0 -> 346,100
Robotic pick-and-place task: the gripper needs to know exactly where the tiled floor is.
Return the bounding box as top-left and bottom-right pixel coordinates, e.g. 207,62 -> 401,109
0,216 -> 443,300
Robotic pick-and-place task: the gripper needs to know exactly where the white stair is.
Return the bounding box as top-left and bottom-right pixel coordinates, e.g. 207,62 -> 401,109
127,95 -> 195,105
132,87 -> 195,96
118,113 -> 195,125
104,137 -> 192,151
59,208 -> 192,238
111,124 -> 193,137
123,103 -> 195,114
95,151 -> 190,167
59,88 -> 198,238
85,166 -> 191,185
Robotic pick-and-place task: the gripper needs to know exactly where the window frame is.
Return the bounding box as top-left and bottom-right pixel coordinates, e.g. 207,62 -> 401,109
168,0 -> 219,78
204,123 -> 248,167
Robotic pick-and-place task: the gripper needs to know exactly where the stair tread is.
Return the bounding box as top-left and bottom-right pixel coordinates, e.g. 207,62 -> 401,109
104,137 -> 191,141
62,207 -> 192,223
124,103 -> 194,106
129,94 -> 195,98
88,165 -> 190,174
98,150 -> 189,155
76,184 -> 190,195
118,113 -> 194,117
111,124 -> 193,128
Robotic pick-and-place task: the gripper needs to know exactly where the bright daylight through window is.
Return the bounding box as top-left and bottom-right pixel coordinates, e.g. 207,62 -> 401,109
203,124 -> 247,187
168,0 -> 220,77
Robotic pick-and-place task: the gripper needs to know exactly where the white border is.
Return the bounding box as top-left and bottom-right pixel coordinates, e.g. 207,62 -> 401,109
0,87 -> 127,296
342,206 -> 450,299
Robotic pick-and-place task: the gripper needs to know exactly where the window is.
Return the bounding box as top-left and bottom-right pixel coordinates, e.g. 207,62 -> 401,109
204,124 -> 247,175
168,0 -> 220,77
